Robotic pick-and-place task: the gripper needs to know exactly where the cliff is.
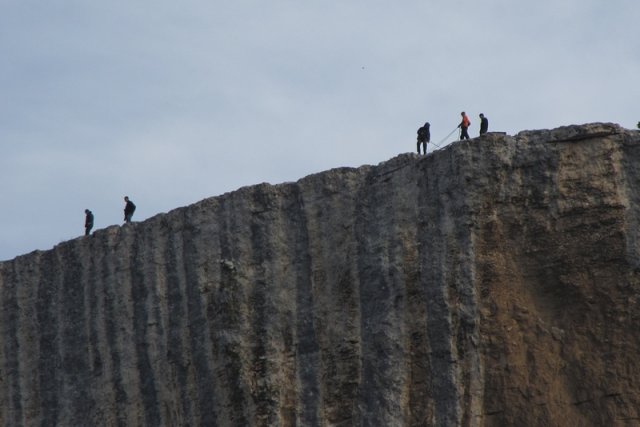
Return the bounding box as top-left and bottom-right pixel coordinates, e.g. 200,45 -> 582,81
1,123 -> 640,426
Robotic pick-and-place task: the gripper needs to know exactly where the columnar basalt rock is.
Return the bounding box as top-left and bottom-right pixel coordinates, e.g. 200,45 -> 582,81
1,123 -> 639,426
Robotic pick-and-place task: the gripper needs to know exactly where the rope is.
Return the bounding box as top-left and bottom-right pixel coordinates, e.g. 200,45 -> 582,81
435,126 -> 459,146
426,126 -> 459,154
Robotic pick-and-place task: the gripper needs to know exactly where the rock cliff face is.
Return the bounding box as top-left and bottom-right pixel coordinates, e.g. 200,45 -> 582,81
1,123 -> 640,426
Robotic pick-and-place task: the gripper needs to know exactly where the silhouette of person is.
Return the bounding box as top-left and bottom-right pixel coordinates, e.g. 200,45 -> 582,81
479,113 -> 489,136
124,196 -> 136,223
417,122 -> 430,154
458,112 -> 470,140
84,209 -> 94,236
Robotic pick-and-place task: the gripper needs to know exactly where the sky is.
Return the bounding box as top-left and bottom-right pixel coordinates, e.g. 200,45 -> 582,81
1,0 -> 638,261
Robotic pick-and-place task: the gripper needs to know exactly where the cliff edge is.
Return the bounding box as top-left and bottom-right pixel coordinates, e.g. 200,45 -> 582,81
1,123 -> 640,426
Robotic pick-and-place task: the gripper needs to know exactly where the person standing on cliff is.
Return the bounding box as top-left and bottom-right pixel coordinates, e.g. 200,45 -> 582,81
458,111 -> 470,140
479,113 -> 489,136
124,196 -> 136,223
84,209 -> 94,236
417,122 -> 430,154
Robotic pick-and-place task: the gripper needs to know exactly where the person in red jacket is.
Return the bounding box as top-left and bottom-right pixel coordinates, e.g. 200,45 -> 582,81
458,111 -> 470,140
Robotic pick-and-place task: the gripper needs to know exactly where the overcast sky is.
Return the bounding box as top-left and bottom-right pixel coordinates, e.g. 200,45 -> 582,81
1,0 -> 638,261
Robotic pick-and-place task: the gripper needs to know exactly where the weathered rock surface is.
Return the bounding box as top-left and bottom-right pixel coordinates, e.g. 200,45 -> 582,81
1,123 -> 640,426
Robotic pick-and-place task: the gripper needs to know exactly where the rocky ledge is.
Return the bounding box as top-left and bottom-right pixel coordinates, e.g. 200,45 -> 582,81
1,123 -> 639,426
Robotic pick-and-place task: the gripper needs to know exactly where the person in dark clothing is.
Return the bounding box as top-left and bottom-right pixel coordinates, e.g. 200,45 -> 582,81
458,112 -> 470,140
84,209 -> 94,236
124,196 -> 136,223
637,121 -> 640,130
479,113 -> 489,136
417,122 -> 430,154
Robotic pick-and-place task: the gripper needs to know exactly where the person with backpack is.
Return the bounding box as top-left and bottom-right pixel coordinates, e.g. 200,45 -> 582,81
124,196 -> 136,223
458,112 -> 470,140
479,113 -> 489,136
416,122 -> 430,154
84,209 -> 94,236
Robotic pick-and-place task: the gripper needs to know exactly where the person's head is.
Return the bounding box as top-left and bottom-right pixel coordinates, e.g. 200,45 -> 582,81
461,111 -> 465,116
85,209 -> 90,214
124,196 -> 129,202
479,113 -> 484,118
425,122 -> 430,127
